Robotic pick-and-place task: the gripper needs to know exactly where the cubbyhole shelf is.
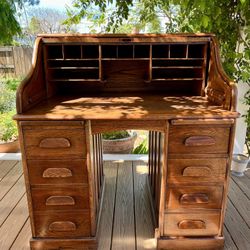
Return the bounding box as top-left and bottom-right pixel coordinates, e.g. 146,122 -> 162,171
45,44 -> 101,82
47,45 -> 63,59
150,44 -> 206,84
44,42 -> 207,89
101,45 -> 150,59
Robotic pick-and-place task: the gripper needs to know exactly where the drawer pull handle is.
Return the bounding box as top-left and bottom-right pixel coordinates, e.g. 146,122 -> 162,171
46,196 -> 75,206
42,168 -> 73,178
182,166 -> 211,177
184,136 -> 215,146
180,193 -> 209,204
49,221 -> 76,232
39,138 -> 71,148
178,220 -> 206,229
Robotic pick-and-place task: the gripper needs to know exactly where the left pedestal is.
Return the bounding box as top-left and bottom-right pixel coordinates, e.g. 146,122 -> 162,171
18,121 -> 103,250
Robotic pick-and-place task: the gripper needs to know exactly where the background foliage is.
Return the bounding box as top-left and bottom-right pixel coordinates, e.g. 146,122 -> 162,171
0,0 -> 39,45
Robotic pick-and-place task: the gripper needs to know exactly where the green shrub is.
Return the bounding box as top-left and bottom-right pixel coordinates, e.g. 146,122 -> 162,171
3,77 -> 21,91
0,110 -> 18,142
0,82 -> 16,113
132,138 -> 148,154
102,130 -> 130,140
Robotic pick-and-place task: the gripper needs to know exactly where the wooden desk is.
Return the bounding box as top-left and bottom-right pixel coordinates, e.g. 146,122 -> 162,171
15,34 -> 239,250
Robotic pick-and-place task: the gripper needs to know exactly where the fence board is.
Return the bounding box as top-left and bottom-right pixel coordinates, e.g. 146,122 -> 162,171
0,46 -> 32,77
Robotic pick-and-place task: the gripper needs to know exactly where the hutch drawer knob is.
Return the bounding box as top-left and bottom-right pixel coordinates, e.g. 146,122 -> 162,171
180,193 -> 209,204
178,220 -> 206,229
48,221 -> 77,232
182,166 -> 212,177
46,196 -> 75,206
42,168 -> 73,178
184,136 -> 215,146
39,138 -> 71,148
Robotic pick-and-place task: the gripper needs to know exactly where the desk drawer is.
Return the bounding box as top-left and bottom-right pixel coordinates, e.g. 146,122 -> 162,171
34,211 -> 91,238
23,128 -> 86,159
169,126 -> 230,154
28,159 -> 88,185
166,186 -> 223,209
164,212 -> 220,236
167,158 -> 227,183
31,186 -> 90,211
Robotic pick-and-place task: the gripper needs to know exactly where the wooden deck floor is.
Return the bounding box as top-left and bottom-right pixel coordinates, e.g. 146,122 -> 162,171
0,160 -> 249,249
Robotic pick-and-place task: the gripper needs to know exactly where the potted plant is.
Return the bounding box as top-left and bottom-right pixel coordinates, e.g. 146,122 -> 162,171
102,130 -> 137,154
0,110 -> 19,153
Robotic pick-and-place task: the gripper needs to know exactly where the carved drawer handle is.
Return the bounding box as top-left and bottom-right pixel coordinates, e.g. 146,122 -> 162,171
184,136 -> 215,146
180,193 -> 209,204
178,220 -> 206,229
49,221 -> 76,232
42,168 -> 73,178
39,138 -> 71,148
182,166 -> 211,177
46,196 -> 75,206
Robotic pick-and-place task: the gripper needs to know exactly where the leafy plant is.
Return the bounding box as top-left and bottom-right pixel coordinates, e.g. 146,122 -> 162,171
0,110 -> 18,142
2,77 -> 21,91
102,130 -> 130,140
132,138 -> 148,154
0,81 -> 16,113
244,88 -> 250,156
0,0 -> 39,45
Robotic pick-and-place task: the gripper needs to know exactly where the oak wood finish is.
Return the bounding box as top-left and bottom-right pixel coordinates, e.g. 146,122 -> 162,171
157,237 -> 224,250
33,210 -> 91,237
28,159 -> 88,185
166,185 -> 223,209
15,33 -> 238,250
164,212 -> 221,236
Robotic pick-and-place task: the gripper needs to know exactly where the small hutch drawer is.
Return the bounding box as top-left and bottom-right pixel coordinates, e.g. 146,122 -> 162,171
31,186 -> 90,211
22,127 -> 86,159
167,158 -> 227,183
166,185 -> 223,209
168,126 -> 230,154
164,212 -> 220,236
34,211 -> 91,238
27,159 -> 88,185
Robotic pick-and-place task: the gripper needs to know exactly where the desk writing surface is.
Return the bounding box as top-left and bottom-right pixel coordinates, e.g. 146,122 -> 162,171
15,95 -> 238,120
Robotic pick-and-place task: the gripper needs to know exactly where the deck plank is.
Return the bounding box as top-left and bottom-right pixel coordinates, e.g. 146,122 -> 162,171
223,226 -> 237,250
228,178 -> 250,227
98,161 -> 118,250
224,198 -> 250,249
133,161 -> 156,250
112,161 -> 136,250
0,195 -> 29,249
0,160 -> 18,181
0,162 -> 23,200
0,175 -> 26,225
10,219 -> 31,250
244,168 -> 250,179
232,174 -> 250,199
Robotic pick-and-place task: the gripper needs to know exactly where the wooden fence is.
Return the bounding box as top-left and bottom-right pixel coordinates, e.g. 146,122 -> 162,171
0,46 -> 33,78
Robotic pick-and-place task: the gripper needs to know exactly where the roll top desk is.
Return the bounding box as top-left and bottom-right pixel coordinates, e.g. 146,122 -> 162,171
14,34 -> 239,250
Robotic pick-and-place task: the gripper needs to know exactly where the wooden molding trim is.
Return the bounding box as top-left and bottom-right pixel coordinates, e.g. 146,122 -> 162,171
48,221 -> 77,232
45,196 -> 75,206
42,168 -> 73,178
182,166 -> 212,177
178,220 -> 206,230
180,193 -> 209,204
184,136 -> 215,146
39,138 -> 71,148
